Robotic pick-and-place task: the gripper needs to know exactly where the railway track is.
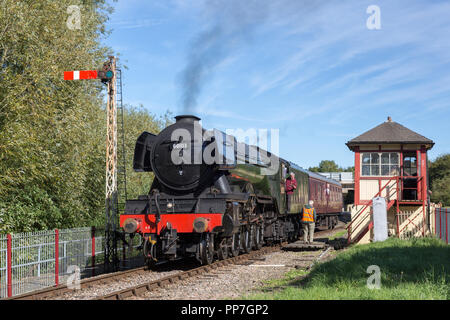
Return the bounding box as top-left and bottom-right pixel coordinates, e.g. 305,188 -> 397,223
6,265 -> 148,300
96,244 -> 283,300
121,244 -> 334,300
5,244 -> 284,300
6,225 -> 344,300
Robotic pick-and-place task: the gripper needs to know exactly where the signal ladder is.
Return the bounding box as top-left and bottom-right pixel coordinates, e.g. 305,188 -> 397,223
116,68 -> 128,214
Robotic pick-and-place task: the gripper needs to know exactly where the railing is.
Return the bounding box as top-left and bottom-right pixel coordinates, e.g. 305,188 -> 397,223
397,208 -> 425,236
318,172 -> 354,183
396,210 -> 424,238
434,207 -> 449,244
0,234 -> 6,299
399,176 -> 424,202
347,175 -> 427,243
0,227 -> 142,298
347,176 -> 399,243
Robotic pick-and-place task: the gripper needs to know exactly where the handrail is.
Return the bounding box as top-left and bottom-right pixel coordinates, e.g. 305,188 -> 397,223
348,175 -> 424,230
349,187 -> 397,237
347,176 -> 400,243
398,176 -> 423,201
347,174 -> 427,242
347,176 -> 398,230
395,176 -> 423,179
398,206 -> 424,233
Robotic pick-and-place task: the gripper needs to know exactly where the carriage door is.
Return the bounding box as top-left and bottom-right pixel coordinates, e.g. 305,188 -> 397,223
325,183 -> 330,214
280,163 -> 287,212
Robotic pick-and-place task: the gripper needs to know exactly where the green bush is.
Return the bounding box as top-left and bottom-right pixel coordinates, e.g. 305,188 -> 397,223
0,1 -> 171,233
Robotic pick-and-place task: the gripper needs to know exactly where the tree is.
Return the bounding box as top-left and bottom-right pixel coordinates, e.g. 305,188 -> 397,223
0,0 -> 115,232
343,166 -> 355,173
429,154 -> 450,184
123,105 -> 172,201
0,1 -> 171,233
429,154 -> 450,206
431,175 -> 450,207
308,160 -> 353,173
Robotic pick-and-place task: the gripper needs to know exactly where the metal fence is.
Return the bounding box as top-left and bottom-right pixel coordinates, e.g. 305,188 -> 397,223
434,207 -> 449,244
0,234 -> 6,298
318,172 -> 354,183
0,227 -> 142,298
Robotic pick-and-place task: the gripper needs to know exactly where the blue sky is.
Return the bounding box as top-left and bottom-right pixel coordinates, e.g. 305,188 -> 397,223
103,0 -> 450,169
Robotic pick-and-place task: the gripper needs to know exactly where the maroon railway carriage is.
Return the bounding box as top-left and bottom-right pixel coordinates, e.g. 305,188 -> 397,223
308,171 -> 343,229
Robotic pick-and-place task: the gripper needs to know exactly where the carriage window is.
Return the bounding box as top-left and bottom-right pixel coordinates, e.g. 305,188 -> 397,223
361,152 -> 399,176
282,165 -> 287,179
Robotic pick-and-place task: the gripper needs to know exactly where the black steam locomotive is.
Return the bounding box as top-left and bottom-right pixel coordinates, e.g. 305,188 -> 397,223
120,115 -> 342,265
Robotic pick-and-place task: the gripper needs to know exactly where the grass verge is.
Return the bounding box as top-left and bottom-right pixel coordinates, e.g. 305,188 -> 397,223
328,230 -> 347,240
245,237 -> 449,300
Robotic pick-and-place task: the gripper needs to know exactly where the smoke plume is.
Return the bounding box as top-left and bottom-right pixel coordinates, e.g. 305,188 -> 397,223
177,0 -> 322,113
178,0 -> 268,113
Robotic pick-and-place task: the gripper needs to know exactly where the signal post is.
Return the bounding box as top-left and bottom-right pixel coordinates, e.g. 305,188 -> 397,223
64,56 -> 121,271
104,56 -> 119,271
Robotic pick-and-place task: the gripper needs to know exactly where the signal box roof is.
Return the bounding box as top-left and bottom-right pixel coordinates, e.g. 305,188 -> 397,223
346,117 -> 434,151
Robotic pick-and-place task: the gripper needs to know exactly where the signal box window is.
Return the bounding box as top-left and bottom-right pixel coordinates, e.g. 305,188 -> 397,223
403,154 -> 417,176
361,152 -> 399,176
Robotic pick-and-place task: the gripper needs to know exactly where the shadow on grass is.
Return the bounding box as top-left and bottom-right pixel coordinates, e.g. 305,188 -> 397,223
267,237 -> 449,293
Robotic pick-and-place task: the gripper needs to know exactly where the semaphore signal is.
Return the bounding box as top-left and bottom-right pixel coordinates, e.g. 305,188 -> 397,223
64,60 -> 114,82
63,70 -> 98,80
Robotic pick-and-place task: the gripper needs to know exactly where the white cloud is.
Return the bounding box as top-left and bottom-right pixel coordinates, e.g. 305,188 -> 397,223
109,18 -> 164,30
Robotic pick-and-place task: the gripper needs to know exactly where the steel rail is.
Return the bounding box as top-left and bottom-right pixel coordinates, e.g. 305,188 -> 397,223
6,226 -> 342,300
95,228 -> 340,300
96,245 -> 283,300
4,266 -> 148,300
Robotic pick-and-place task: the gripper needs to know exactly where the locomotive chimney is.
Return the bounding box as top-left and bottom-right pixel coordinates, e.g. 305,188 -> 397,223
175,115 -> 201,124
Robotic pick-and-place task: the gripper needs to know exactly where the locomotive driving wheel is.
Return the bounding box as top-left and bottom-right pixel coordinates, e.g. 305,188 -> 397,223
229,232 -> 240,257
217,238 -> 229,260
199,233 -> 214,265
254,223 -> 263,250
241,226 -> 252,253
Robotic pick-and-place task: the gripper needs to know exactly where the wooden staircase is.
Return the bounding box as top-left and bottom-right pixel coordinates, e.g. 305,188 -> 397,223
347,176 -> 399,244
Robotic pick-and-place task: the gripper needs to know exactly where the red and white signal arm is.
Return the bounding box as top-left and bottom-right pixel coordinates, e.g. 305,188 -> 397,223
64,70 -> 98,80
